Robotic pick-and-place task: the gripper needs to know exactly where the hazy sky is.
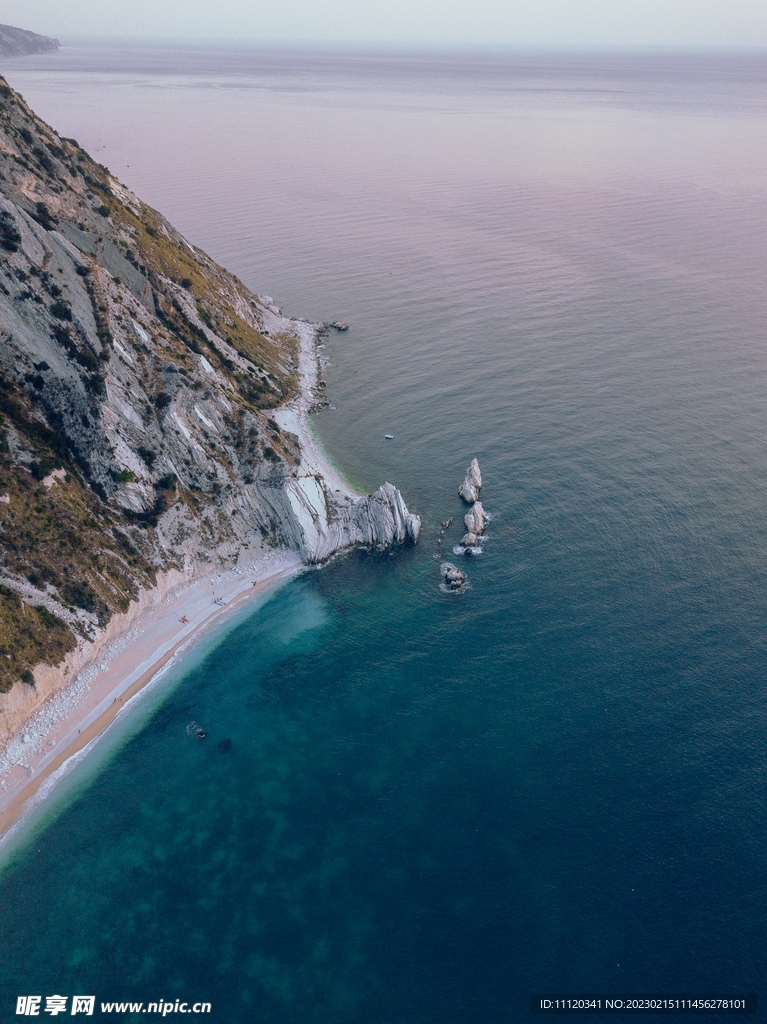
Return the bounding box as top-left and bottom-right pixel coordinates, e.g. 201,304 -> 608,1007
2,0 -> 767,48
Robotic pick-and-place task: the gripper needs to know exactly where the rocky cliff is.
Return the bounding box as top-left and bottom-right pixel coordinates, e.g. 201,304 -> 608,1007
0,75 -> 419,697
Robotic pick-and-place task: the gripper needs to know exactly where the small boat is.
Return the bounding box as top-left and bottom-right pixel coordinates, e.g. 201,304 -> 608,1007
385,434 -> 394,440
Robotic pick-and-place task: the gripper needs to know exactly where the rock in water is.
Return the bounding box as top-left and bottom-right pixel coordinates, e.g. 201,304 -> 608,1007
463,501 -> 485,535
440,561 -> 467,591
460,532 -> 479,547
458,458 -> 482,503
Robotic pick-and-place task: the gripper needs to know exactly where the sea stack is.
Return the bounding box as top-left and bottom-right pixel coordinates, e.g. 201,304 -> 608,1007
441,562 -> 468,592
464,501 -> 485,536
458,458 -> 482,503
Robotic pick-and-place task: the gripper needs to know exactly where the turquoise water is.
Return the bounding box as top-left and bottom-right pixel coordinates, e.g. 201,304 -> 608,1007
2,47 -> 767,1021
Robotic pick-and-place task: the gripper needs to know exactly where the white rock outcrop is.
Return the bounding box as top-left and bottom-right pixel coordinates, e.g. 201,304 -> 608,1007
458,458 -> 482,503
464,501 -> 485,536
254,477 -> 421,565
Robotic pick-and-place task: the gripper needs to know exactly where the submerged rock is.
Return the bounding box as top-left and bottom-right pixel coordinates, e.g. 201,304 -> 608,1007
407,511 -> 422,544
458,458 -> 482,503
464,501 -> 485,536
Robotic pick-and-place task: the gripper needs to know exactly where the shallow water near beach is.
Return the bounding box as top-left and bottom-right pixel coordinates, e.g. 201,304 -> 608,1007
1,46 -> 767,1021
0,580 -> 294,870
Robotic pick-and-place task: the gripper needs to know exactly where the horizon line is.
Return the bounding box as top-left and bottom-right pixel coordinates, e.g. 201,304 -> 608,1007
37,36 -> 767,55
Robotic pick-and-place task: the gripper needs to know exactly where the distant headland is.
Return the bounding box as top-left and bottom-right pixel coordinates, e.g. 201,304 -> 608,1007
0,24 -> 59,59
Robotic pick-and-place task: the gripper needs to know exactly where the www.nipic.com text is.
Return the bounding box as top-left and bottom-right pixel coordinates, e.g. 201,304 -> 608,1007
16,996 -> 212,1016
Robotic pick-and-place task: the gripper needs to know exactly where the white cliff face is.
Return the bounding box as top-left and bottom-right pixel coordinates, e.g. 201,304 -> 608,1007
459,458 -> 482,503
464,501 -> 485,535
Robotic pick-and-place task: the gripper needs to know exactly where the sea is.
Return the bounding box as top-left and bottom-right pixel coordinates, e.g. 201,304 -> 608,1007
1,44 -> 766,1023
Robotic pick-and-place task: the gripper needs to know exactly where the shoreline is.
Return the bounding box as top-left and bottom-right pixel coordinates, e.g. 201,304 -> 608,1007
0,318 -> 339,849
273,319 -> 363,497
0,548 -> 304,853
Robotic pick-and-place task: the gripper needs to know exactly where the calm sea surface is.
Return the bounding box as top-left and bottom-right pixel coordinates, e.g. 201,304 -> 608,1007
2,45 -> 767,1022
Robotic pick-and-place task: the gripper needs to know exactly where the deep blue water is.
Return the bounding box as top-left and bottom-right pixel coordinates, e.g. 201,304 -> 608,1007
1,46 -> 767,1022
